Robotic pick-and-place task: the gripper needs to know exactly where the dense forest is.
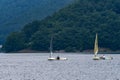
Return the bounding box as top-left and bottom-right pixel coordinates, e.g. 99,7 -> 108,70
0,0 -> 73,44
3,0 -> 120,52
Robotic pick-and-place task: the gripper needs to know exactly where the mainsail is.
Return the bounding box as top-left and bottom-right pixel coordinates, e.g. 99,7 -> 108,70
50,36 -> 53,58
94,33 -> 98,57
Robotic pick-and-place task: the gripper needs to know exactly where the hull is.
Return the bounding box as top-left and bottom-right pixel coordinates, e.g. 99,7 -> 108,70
48,57 -> 68,61
48,57 -> 56,60
93,56 -> 100,60
58,58 -> 68,60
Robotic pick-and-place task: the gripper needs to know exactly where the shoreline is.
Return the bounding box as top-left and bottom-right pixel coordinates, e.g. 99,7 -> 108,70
2,51 -> 120,54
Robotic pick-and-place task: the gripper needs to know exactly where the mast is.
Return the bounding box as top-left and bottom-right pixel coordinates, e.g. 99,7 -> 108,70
94,33 -> 98,57
50,35 -> 53,58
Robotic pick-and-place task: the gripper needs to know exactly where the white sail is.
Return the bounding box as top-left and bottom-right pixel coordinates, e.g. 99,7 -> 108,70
48,35 -> 56,60
94,33 -> 98,57
50,36 -> 53,58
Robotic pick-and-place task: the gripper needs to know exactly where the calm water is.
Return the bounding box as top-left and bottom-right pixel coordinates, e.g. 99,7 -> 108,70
0,53 -> 119,80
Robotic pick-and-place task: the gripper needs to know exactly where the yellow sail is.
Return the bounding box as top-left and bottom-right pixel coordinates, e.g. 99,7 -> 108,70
94,33 -> 98,57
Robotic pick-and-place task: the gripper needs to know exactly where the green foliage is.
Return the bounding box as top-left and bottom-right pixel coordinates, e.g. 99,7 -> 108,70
3,32 -> 26,52
3,0 -> 120,52
30,30 -> 50,51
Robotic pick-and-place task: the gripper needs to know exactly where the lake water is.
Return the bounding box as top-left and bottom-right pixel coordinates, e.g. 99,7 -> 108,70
0,53 -> 119,80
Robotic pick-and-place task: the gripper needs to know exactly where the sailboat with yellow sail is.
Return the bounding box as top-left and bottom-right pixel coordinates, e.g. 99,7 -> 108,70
93,33 -> 100,60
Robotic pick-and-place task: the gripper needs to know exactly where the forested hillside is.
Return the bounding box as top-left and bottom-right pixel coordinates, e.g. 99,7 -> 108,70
0,0 -> 73,44
3,0 -> 120,52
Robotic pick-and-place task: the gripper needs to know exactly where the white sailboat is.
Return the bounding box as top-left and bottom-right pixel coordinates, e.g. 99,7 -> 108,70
48,36 -> 67,60
93,33 -> 100,60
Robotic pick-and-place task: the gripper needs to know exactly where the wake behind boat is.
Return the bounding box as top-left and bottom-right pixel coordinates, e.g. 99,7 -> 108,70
100,55 -> 113,60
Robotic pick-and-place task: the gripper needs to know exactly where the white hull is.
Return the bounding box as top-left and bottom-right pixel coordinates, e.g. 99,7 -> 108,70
48,57 -> 56,60
58,57 -> 68,60
48,57 -> 68,61
93,56 -> 100,60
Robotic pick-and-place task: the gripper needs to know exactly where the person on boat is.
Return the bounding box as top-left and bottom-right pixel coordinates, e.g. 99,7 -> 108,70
56,56 -> 60,60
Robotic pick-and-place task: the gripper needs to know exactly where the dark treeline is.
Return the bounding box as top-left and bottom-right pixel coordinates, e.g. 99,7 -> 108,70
3,0 -> 120,52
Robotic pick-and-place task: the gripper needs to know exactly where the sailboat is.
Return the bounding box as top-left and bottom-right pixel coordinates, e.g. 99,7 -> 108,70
92,34 -> 113,60
48,36 -> 67,60
93,33 -> 100,60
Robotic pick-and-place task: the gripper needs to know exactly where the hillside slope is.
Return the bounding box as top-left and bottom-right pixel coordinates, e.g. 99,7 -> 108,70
0,0 -> 74,44
4,0 -> 120,52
